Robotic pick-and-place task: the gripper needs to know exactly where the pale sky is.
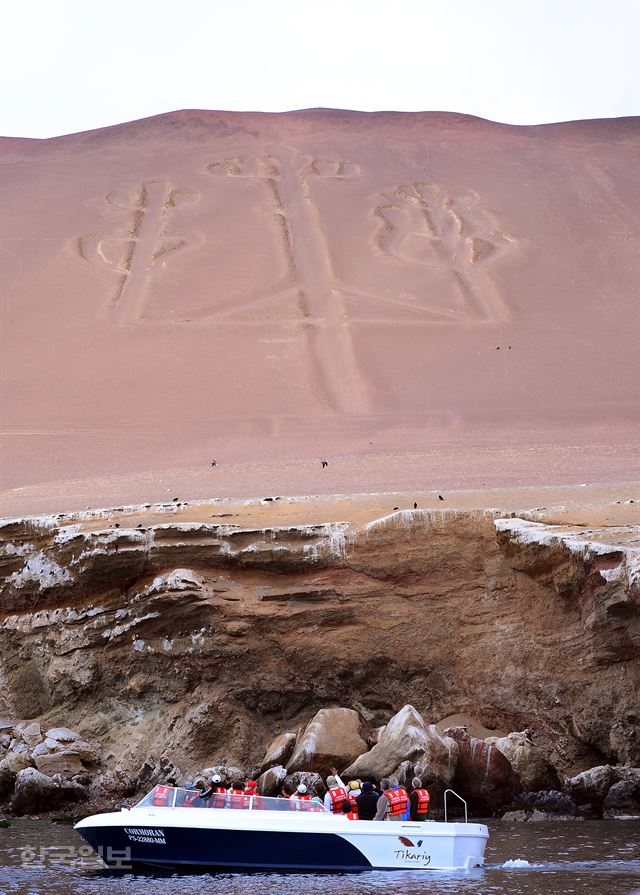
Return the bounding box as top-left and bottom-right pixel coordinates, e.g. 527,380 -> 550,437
1,0 -> 638,138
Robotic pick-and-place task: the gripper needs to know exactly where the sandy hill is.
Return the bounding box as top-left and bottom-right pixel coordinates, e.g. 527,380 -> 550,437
0,110 -> 638,515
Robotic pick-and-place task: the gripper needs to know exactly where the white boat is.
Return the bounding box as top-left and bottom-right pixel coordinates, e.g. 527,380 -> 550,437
75,785 -> 488,872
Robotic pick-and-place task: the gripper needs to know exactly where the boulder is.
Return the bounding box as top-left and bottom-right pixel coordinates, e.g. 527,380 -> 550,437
287,708 -> 367,775
0,734 -> 11,750
564,765 -> 616,809
492,731 -> 559,792
20,722 -> 42,750
511,789 -> 580,818
45,727 -> 81,743
501,808 -> 581,822
345,705 -> 454,782
34,752 -> 84,778
283,771 -> 324,797
11,768 -> 63,815
63,740 -> 100,763
56,778 -> 89,804
256,765 -> 287,796
603,779 -> 640,818
259,732 -> 297,773
0,767 -> 16,800
201,766 -> 245,788
0,751 -> 34,774
31,743 -> 49,758
414,729 -> 459,789
447,727 -> 520,814
42,734 -> 98,758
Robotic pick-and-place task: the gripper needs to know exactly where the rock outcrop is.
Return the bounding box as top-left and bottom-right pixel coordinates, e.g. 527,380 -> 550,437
490,731 -> 559,792
0,504 -> 638,808
447,727 -> 520,814
343,705 -> 458,794
259,732 -> 298,773
287,708 -> 367,775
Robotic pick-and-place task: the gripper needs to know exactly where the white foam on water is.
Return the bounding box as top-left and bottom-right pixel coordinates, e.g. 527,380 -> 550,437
502,858 -> 532,868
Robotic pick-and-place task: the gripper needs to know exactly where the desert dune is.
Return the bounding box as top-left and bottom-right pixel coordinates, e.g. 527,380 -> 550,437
0,110 -> 638,515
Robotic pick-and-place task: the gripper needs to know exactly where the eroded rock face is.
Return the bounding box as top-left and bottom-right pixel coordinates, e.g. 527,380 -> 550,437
283,771 -> 324,797
447,727 -> 520,814
343,705 -> 455,782
492,731 -> 559,792
0,506 -> 638,795
257,765 -> 286,796
11,768 -> 63,815
259,732 -> 298,773
603,778 -> 640,818
564,765 -> 617,807
287,708 -> 367,775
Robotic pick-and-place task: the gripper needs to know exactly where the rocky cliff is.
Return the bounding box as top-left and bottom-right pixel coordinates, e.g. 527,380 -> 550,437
1,499 -> 638,794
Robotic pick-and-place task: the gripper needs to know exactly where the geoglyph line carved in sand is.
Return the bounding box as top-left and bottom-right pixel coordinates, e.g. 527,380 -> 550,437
375,182 -> 513,322
78,180 -> 201,324
204,153 -> 369,414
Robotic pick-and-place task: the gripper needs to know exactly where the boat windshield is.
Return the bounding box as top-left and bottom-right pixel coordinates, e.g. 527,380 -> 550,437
135,785 -> 329,812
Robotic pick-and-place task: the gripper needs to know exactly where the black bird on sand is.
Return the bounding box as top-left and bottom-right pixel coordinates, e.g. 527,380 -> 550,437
438,494 -> 444,501
413,502 -> 417,509
321,460 -> 329,468
211,460 -> 217,467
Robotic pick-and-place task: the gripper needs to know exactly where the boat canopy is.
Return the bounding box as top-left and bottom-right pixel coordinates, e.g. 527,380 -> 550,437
135,785 -> 329,812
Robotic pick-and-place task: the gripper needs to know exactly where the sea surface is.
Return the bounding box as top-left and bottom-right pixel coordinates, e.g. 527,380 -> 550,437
0,818 -> 639,895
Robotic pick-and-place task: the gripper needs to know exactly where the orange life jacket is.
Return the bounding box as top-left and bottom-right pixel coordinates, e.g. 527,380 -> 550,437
414,788 -> 430,814
152,785 -> 171,806
384,787 -> 409,817
183,791 -> 204,808
329,786 -> 349,813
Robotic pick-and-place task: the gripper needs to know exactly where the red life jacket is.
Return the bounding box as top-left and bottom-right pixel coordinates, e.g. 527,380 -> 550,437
414,788 -> 430,814
242,789 -> 261,809
329,786 -> 349,813
152,785 -> 171,806
228,788 -> 244,809
346,809 -> 358,820
206,787 -> 227,808
384,787 -> 409,817
183,791 -> 203,808
289,793 -> 312,801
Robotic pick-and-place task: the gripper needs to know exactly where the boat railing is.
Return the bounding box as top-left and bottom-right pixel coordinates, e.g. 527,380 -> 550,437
443,788 -> 468,823
135,785 -> 328,813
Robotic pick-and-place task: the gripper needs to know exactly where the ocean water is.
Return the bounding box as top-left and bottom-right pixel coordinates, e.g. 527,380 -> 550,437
0,818 -> 639,895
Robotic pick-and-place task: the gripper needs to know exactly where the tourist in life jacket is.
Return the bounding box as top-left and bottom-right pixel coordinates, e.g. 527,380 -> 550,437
355,780 -> 379,820
409,776 -> 431,821
241,779 -> 260,808
289,783 -> 312,809
347,779 -> 362,809
200,774 -> 227,807
341,800 -> 359,820
227,781 -> 245,809
374,776 -> 410,821
323,767 -> 349,813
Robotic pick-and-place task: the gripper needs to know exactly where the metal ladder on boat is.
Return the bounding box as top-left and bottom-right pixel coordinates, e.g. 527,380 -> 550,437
443,788 -> 468,823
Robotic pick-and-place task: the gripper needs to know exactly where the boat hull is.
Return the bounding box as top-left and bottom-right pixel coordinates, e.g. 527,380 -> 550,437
76,808 -> 488,872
